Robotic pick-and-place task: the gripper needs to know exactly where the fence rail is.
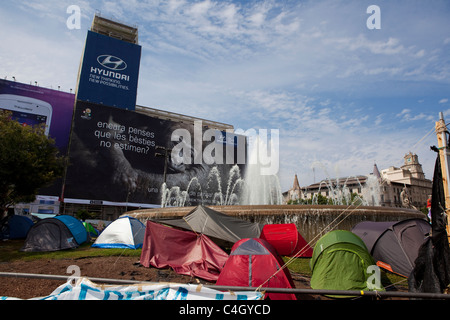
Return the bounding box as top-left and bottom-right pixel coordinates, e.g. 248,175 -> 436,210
1,271 -> 449,300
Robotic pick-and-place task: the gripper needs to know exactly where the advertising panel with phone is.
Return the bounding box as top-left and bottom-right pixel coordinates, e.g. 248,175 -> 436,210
0,94 -> 52,136
0,79 -> 75,213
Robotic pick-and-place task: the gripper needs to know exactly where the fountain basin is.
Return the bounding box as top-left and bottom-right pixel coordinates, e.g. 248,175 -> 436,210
125,205 -> 426,243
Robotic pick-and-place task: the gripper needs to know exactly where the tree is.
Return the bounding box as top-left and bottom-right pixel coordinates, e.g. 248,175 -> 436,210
75,209 -> 97,221
0,110 -> 65,216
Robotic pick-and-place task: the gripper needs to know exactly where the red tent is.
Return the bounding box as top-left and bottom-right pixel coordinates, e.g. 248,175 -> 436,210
216,238 -> 297,300
260,223 -> 313,258
140,221 -> 229,281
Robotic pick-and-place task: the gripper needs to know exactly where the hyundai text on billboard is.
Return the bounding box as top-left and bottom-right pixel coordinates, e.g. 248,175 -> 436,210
63,102 -> 247,207
76,30 -> 142,111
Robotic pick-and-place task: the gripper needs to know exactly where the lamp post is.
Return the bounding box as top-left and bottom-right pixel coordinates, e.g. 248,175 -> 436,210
155,146 -> 172,208
155,145 -> 172,185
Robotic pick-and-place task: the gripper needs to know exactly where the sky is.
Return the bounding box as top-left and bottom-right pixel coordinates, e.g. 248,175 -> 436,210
1,0 -> 449,192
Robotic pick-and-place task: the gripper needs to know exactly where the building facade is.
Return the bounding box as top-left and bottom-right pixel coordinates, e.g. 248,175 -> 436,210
379,152 -> 432,209
284,152 -> 432,209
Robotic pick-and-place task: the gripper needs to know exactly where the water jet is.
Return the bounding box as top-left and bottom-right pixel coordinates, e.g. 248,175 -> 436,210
126,204 -> 425,243
143,137 -> 426,244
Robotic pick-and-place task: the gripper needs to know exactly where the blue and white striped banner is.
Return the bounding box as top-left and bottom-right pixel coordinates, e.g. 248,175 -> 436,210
2,278 -> 263,300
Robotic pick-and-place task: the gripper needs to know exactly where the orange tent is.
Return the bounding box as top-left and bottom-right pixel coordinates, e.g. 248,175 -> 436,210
260,223 -> 313,257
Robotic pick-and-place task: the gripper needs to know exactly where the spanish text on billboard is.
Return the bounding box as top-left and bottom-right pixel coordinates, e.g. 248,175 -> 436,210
63,102 -> 247,207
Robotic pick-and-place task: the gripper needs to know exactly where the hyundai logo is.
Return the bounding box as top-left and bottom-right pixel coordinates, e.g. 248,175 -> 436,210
97,55 -> 127,71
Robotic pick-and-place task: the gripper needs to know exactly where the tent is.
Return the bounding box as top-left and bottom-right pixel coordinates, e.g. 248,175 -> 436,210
140,221 -> 229,281
310,230 -> 382,294
21,215 -> 87,252
83,222 -> 99,238
157,205 -> 263,245
216,238 -> 297,300
92,216 -> 145,249
259,223 -> 313,257
0,215 -> 34,239
352,218 -> 431,277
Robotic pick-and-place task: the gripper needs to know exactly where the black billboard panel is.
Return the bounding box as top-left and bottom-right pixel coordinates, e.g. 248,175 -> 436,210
64,102 -> 246,207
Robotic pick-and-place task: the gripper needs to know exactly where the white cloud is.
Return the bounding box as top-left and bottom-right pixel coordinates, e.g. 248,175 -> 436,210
2,0 -> 449,191
374,114 -> 384,126
396,108 -> 434,122
326,36 -> 405,56
397,109 -> 411,117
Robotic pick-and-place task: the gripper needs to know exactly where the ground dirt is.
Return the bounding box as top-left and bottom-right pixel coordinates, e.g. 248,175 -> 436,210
0,256 -> 323,300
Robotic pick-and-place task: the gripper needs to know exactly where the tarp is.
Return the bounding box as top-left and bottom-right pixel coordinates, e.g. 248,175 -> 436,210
1,277 -> 263,300
310,230 -> 382,295
157,205 -> 263,245
21,215 -> 87,252
0,215 -> 34,239
352,219 -> 431,277
92,216 -> 145,249
216,238 -> 297,300
140,221 -> 229,281
259,223 -> 313,257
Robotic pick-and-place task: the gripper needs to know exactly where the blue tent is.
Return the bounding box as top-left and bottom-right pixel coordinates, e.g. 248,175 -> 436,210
55,215 -> 87,245
21,215 -> 87,252
0,215 -> 34,239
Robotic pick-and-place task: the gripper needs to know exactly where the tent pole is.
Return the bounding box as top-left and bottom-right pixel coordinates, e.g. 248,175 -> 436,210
435,112 -> 450,242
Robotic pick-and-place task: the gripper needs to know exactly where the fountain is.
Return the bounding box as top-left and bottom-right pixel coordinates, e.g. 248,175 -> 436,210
160,162 -> 283,207
160,133 -> 283,207
127,204 -> 424,243
304,174 -> 382,206
129,172 -> 424,244
128,137 -> 425,244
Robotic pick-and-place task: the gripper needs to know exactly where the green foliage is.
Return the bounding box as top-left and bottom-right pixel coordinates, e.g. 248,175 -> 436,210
0,110 -> 65,212
288,193 -> 364,206
75,209 -> 98,221
0,240 -> 141,262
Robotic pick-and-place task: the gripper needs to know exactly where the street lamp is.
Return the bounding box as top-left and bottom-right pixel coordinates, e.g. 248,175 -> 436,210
155,145 -> 172,184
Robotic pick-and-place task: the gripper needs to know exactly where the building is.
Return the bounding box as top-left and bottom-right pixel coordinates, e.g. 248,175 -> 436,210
284,152 -> 432,209
286,174 -> 302,202
379,152 -> 432,208
91,13 -> 139,44
4,14 -> 237,221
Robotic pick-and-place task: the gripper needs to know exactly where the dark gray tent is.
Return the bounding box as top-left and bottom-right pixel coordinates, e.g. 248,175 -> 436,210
352,218 -> 431,277
21,215 -> 87,252
157,205 -> 263,245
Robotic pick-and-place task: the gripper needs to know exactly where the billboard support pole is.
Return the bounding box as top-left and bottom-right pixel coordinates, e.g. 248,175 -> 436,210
435,112 -> 450,242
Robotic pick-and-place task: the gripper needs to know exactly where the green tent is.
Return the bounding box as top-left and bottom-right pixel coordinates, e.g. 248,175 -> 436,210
310,230 -> 383,296
83,222 -> 99,239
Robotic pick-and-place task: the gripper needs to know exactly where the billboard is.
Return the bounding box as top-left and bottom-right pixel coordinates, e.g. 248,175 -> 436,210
0,79 -> 75,154
63,102 -> 246,207
0,79 -> 75,200
76,30 -> 141,111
